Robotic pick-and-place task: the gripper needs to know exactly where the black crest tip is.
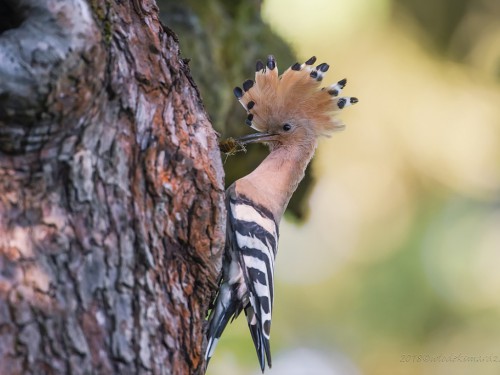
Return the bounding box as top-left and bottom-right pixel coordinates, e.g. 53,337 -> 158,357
243,79 -> 254,91
317,63 -> 330,72
305,56 -> 317,65
256,60 -> 265,72
233,87 -> 243,99
267,55 -> 276,70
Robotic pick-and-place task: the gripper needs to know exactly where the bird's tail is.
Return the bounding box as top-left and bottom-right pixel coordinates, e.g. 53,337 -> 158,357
205,283 -> 239,366
245,305 -> 272,373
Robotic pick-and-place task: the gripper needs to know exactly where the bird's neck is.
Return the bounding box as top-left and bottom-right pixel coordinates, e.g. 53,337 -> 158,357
240,141 -> 318,221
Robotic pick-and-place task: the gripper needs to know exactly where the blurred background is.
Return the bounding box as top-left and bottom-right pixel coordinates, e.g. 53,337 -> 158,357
162,0 -> 500,374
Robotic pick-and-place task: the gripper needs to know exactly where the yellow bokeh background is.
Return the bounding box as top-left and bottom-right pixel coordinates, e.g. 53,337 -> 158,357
209,0 -> 500,374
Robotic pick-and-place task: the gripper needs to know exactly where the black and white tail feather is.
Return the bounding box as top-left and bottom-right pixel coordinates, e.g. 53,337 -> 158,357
205,187 -> 278,372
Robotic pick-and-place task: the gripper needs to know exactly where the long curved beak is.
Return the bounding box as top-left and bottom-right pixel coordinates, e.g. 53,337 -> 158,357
235,132 -> 278,145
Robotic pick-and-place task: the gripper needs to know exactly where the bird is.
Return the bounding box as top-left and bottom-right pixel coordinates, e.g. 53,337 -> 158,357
205,54 -> 358,372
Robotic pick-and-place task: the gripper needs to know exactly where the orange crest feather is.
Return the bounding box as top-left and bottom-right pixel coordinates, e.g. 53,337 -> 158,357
234,55 -> 357,136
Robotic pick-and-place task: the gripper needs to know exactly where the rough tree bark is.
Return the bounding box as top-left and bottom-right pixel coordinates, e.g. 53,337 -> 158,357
0,0 -> 225,374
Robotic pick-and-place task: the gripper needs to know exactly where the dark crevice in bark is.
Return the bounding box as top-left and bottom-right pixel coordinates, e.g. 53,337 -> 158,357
0,2 -> 25,34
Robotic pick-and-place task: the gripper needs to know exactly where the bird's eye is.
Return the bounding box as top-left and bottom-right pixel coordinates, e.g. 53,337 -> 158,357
283,123 -> 292,131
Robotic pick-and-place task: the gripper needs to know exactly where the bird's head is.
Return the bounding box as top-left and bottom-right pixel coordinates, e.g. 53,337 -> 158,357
234,55 -> 357,150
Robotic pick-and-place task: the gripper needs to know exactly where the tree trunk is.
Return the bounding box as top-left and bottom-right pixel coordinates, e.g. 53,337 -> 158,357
0,0 -> 225,374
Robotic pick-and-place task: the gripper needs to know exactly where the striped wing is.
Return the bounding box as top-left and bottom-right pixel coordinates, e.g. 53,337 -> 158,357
227,189 -> 279,370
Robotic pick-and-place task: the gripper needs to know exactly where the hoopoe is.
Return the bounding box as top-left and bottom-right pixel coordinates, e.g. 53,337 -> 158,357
206,55 -> 358,372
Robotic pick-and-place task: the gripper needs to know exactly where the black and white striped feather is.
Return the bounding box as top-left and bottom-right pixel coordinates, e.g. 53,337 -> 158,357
206,185 -> 278,372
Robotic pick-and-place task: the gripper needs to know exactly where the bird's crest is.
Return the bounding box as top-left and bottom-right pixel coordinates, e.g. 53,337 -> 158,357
233,55 -> 358,137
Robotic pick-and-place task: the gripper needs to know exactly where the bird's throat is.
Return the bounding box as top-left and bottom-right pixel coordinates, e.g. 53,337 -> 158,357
241,142 -> 318,221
